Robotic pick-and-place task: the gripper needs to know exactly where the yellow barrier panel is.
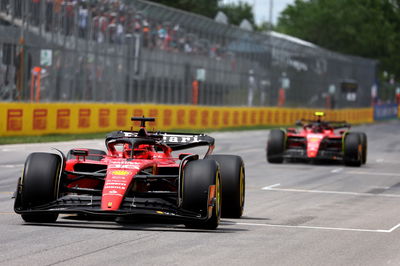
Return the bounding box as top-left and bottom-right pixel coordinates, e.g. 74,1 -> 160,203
0,103 -> 374,136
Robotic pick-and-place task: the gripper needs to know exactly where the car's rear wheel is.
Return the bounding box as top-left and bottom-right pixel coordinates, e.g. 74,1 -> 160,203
182,159 -> 221,230
344,133 -> 362,167
206,155 -> 245,218
66,149 -> 106,161
20,153 -> 61,222
267,129 -> 285,163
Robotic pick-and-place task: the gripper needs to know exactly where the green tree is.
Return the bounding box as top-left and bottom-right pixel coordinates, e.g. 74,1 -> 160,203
148,0 -> 263,31
276,0 -> 400,77
218,1 -> 255,26
254,21 -> 274,32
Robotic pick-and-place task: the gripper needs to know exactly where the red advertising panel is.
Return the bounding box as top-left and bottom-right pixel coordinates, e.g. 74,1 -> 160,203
189,110 -> 197,126
282,111 -> 287,125
222,111 -> 230,126
163,109 -> 172,127
233,111 -> 239,126
241,111 -> 248,125
7,109 -> 23,131
56,109 -> 70,129
99,109 -> 110,128
266,110 -> 273,124
177,109 -> 185,126
33,109 -> 47,130
117,109 -> 127,127
274,110 -> 280,124
201,110 -> 209,127
251,111 -> 257,125
258,110 -> 265,125
78,109 -> 91,128
212,111 -> 219,126
149,109 -> 158,127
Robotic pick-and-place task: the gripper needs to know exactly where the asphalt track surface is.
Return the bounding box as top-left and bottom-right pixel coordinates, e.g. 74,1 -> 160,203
1,121 -> 400,266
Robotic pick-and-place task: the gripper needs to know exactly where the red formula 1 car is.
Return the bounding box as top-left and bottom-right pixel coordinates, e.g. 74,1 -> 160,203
266,112 -> 367,166
14,117 -> 245,229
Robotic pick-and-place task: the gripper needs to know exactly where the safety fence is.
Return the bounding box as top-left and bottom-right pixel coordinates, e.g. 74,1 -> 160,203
0,103 -> 374,136
0,0 -> 377,108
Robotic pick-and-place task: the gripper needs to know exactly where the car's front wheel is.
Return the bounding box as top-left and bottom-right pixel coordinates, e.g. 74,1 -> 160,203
19,153 -> 61,222
181,159 -> 221,230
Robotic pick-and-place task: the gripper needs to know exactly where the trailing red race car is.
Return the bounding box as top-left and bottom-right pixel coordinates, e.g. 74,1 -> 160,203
266,112 -> 367,166
14,117 -> 245,230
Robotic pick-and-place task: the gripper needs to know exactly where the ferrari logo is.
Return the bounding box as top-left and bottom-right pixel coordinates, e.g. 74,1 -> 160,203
107,202 -> 113,208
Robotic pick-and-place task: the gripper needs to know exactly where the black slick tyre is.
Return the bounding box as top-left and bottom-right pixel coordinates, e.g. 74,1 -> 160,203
182,159 -> 221,230
267,129 -> 285,163
206,155 -> 245,218
344,133 -> 362,167
20,153 -> 61,222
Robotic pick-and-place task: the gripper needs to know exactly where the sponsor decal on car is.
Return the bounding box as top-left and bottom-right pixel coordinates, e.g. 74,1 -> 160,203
111,170 -> 131,176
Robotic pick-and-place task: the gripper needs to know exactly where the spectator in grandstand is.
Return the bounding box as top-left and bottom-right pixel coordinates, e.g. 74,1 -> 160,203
107,13 -> 117,43
78,2 -> 89,38
157,24 -> 167,50
96,12 -> 108,43
142,19 -> 150,48
63,0 -> 76,36
115,16 -> 125,44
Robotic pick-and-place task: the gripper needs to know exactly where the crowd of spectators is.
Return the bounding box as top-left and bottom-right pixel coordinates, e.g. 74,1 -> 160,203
0,0 -> 229,60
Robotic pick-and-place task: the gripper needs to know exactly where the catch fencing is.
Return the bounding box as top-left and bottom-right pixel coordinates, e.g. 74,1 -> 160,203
0,0 -> 377,108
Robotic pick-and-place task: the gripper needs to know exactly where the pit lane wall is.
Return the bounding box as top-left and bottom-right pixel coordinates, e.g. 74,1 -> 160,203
0,103 -> 373,136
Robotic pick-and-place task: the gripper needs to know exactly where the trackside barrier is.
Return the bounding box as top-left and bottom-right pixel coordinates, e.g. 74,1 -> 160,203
373,103 -> 398,120
0,103 -> 374,136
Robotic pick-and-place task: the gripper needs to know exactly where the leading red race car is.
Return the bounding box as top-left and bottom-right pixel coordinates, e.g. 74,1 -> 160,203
14,117 -> 245,230
266,112 -> 367,166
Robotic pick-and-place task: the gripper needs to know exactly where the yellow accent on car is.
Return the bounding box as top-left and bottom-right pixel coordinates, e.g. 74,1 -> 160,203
111,170 -> 130,176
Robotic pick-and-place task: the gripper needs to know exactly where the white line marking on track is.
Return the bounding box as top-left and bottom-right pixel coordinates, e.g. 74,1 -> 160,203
331,168 -> 343,173
262,187 -> 400,198
376,159 -> 385,163
0,164 -> 23,168
388,223 -> 400,233
221,221 -> 398,233
262,183 -> 281,190
348,171 -> 400,177
1,149 -> 15,152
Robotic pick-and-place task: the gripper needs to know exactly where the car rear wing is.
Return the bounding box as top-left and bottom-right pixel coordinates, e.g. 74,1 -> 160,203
297,119 -> 351,129
106,130 -> 215,151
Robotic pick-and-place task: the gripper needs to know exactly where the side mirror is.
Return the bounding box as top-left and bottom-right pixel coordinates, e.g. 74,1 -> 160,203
71,149 -> 89,156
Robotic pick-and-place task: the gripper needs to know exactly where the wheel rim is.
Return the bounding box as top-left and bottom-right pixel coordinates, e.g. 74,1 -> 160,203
358,144 -> 362,162
215,171 -> 221,221
239,165 -> 245,211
